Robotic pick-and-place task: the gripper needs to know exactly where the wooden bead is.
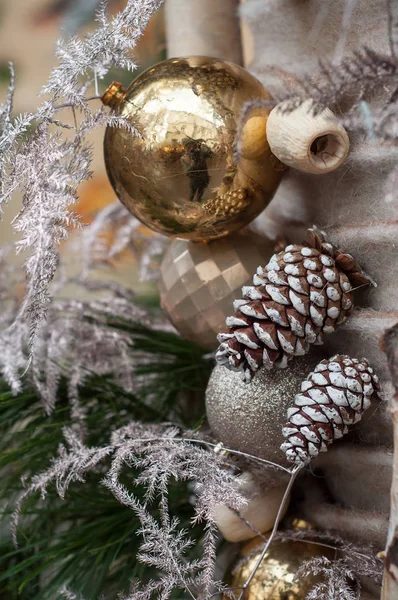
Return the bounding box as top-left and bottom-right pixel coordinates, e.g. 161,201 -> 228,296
266,99 -> 350,174
212,472 -> 290,542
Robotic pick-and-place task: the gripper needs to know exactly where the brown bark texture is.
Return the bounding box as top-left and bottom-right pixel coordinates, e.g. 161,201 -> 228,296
165,0 -> 242,64
381,324 -> 398,599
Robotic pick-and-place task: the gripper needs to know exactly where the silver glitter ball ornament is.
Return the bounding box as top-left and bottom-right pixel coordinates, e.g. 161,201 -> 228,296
205,356 -> 320,467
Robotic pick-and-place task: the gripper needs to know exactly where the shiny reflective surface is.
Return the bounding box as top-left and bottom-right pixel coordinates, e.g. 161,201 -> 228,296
159,230 -> 275,348
225,532 -> 334,600
104,57 -> 282,241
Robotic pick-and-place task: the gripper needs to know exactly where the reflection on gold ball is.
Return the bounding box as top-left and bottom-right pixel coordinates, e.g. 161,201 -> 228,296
103,57 -> 282,241
225,532 -> 334,600
158,230 -> 275,348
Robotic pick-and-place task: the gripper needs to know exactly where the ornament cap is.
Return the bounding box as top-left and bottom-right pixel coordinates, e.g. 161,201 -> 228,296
101,81 -> 127,108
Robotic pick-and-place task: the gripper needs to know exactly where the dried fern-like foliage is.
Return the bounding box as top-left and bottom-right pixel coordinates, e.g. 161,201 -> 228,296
6,418 -> 247,599
75,200 -> 166,282
281,48 -> 398,112
0,0 -> 165,390
280,527 -> 383,599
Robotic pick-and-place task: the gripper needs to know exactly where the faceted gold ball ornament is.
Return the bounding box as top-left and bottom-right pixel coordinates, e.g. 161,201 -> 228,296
102,56 -> 283,241
224,529 -> 334,600
158,230 -> 276,349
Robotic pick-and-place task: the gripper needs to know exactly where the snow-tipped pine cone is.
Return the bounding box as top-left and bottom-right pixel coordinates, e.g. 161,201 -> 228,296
281,355 -> 381,465
215,228 -> 374,382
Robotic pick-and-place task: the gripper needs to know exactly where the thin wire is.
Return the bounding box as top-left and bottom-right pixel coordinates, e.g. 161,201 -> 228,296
110,436 -> 293,474
349,281 -> 375,293
181,438 -> 292,474
71,106 -> 78,130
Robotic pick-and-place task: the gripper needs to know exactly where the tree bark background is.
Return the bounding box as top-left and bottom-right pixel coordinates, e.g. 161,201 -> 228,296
165,0 -> 242,64
380,324 -> 398,599
239,3 -> 397,597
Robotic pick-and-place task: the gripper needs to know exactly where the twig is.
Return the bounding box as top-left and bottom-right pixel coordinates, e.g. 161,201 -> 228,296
388,0 -> 398,59
53,96 -> 101,111
94,71 -> 99,97
236,464 -> 303,600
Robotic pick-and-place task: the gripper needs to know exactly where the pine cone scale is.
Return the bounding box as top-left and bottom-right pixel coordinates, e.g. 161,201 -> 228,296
289,289 -> 310,316
286,309 -> 306,337
253,322 -> 279,350
234,327 -> 260,349
264,304 -> 289,327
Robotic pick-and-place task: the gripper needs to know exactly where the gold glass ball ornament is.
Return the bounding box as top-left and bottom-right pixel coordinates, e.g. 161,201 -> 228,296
158,230 -> 276,348
224,524 -> 335,600
102,56 -> 283,241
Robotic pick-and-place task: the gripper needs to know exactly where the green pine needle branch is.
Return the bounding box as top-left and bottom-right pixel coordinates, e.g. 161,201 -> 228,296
0,318 -> 214,600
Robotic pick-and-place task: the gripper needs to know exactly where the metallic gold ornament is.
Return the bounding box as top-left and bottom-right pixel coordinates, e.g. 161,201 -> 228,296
158,230 -> 275,348
206,356 -> 321,466
102,56 -> 282,241
224,530 -> 333,600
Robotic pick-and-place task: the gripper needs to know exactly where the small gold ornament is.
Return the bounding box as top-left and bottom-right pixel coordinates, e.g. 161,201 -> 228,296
102,56 -> 282,241
158,230 -> 276,348
225,525 -> 334,600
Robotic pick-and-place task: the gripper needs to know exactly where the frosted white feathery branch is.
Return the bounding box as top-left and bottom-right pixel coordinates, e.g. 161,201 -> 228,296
76,200 -> 166,282
60,587 -> 81,600
0,0 -> 165,388
43,0 -> 165,105
30,293 -> 151,415
297,556 -> 357,600
13,424 -> 248,599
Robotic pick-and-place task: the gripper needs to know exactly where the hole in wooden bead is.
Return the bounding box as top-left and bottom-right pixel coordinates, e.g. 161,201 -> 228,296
310,135 -> 328,155
308,131 -> 348,172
